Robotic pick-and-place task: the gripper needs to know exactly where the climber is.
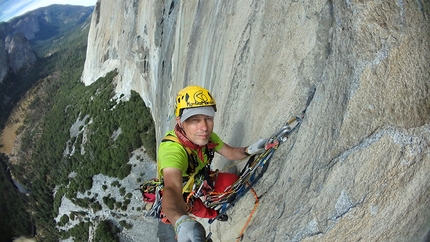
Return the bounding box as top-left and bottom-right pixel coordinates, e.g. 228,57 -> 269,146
157,85 -> 267,241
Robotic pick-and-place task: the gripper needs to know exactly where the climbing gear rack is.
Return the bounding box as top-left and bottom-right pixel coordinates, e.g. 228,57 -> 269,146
206,115 -> 303,224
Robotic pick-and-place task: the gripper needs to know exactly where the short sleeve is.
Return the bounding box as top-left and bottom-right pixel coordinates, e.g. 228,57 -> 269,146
158,139 -> 189,178
210,132 -> 224,151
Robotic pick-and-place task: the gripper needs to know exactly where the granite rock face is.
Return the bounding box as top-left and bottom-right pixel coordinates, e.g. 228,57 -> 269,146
0,38 -> 8,81
6,32 -> 36,72
82,0 -> 430,241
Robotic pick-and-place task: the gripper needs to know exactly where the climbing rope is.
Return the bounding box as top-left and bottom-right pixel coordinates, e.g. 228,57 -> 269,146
236,186 -> 259,241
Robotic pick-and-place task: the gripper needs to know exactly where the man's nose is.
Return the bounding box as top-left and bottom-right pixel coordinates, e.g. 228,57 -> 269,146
199,119 -> 208,130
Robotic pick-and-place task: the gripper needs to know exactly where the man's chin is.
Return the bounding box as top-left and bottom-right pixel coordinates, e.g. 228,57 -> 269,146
193,139 -> 209,146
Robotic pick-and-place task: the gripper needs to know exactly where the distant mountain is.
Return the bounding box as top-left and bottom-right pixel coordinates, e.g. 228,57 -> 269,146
0,4 -> 93,129
0,4 -> 94,82
6,4 -> 94,42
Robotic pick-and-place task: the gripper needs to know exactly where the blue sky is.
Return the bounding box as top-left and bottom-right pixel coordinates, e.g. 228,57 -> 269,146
0,0 -> 97,22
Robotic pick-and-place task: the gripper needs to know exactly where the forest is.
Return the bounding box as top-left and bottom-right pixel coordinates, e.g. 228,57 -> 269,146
0,15 -> 156,242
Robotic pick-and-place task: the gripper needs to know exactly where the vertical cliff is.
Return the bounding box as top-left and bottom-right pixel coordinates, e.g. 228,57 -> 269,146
82,0 -> 430,241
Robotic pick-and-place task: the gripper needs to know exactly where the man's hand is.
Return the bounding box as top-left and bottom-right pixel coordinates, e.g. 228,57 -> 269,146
246,138 -> 268,155
175,215 -> 206,242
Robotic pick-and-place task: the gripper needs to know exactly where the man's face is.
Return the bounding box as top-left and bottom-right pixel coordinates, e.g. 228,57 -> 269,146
177,114 -> 214,145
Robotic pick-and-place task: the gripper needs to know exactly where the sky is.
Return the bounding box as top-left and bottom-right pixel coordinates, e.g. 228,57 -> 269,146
0,0 -> 97,22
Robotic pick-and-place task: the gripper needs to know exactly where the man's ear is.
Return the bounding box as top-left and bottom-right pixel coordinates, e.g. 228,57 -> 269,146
175,117 -> 181,127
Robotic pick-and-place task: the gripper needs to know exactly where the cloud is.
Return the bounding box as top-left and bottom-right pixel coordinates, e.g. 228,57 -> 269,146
0,0 -> 32,21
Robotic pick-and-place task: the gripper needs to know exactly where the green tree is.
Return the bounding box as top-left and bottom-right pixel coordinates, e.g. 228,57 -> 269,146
94,220 -> 120,242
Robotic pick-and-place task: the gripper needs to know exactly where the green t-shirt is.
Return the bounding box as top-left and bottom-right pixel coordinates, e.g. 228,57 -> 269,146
157,130 -> 224,178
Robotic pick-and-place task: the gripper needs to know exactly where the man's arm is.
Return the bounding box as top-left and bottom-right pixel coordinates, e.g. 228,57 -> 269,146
217,139 -> 268,161
161,167 -> 188,225
216,142 -> 249,161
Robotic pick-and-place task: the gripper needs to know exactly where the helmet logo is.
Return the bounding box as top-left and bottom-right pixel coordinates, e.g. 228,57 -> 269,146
182,90 -> 212,107
193,90 -> 209,106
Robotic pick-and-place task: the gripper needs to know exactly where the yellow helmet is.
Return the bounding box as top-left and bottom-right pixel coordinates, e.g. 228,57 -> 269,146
175,85 -> 217,117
